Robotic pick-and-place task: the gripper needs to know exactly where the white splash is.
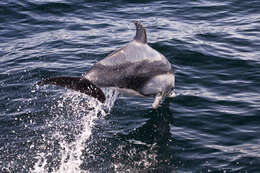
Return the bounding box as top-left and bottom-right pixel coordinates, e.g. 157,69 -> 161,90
31,88 -> 118,173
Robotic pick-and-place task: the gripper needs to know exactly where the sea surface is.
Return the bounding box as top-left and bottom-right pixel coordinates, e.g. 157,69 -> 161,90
0,0 -> 260,172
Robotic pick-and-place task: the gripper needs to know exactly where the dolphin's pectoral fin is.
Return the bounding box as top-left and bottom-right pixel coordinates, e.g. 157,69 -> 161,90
37,77 -> 106,103
152,93 -> 163,109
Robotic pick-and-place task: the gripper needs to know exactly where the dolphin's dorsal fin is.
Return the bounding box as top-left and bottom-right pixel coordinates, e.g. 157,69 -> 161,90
133,21 -> 147,44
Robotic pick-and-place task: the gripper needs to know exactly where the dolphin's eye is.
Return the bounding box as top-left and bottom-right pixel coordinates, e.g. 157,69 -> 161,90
168,87 -> 175,98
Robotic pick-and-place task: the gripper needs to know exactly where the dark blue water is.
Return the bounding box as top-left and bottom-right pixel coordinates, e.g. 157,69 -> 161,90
1,0 -> 260,172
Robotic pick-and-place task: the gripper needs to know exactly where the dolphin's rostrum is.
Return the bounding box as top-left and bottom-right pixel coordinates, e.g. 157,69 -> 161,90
38,21 -> 175,109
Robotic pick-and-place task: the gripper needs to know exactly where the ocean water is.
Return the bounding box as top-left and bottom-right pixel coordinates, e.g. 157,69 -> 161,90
0,0 -> 260,172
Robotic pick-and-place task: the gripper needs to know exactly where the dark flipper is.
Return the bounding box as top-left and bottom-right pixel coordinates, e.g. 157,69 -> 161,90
37,77 -> 106,103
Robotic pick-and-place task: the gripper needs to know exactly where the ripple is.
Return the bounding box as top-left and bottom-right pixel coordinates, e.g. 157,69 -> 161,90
1,0 -> 260,172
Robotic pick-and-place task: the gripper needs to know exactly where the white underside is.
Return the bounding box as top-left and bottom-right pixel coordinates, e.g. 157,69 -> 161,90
104,87 -> 145,97
102,72 -> 175,109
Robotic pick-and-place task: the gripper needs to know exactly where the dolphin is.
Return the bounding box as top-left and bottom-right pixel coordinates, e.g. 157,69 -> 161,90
38,21 -> 175,109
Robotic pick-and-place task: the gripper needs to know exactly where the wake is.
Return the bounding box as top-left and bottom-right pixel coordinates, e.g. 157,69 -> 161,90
31,89 -> 118,173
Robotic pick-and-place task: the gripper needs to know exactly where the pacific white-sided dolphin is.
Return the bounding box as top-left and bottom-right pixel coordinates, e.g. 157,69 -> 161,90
38,21 -> 175,109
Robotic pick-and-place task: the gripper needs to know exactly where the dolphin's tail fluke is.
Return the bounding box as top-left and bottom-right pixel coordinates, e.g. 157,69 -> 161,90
37,77 -> 106,103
